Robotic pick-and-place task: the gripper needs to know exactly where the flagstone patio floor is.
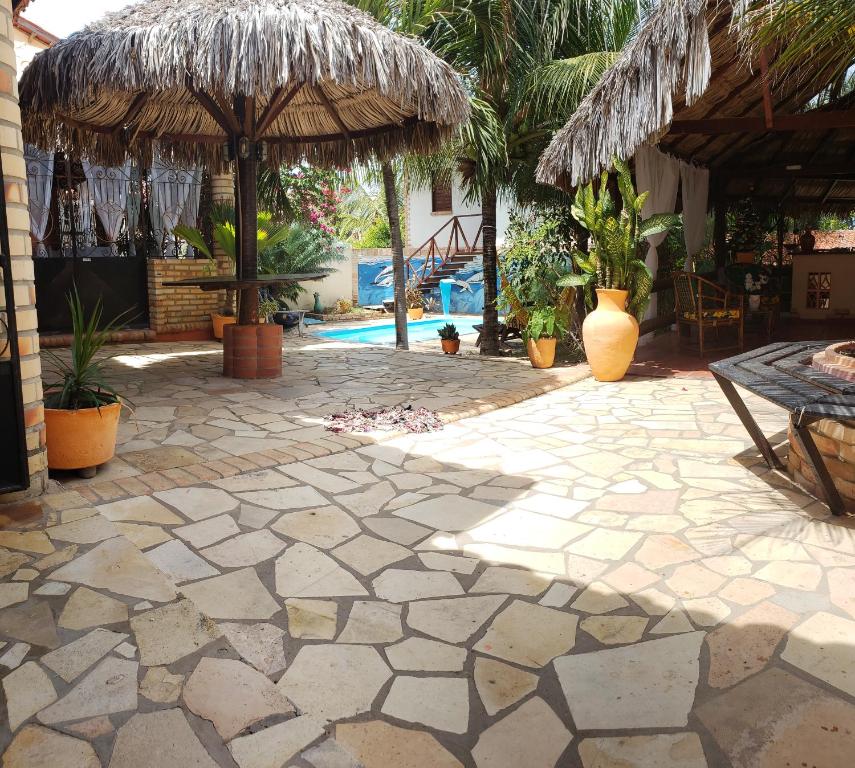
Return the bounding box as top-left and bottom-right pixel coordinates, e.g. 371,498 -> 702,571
2,350 -> 854,767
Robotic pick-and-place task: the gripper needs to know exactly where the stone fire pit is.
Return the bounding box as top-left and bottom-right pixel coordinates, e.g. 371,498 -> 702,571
788,341 -> 855,512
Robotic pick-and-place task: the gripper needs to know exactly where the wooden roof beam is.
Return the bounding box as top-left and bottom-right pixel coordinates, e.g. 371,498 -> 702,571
759,50 -> 775,129
256,84 -> 302,137
315,84 -> 351,139
669,110 -> 855,134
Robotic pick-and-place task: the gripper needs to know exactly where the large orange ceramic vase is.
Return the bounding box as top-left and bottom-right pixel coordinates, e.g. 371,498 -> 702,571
44,401 -> 122,470
582,288 -> 639,382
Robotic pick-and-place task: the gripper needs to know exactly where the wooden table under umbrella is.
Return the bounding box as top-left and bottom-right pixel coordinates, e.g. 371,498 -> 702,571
19,0 -> 469,378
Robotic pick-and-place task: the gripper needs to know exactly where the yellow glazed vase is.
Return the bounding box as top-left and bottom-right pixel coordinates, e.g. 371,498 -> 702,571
582,288 -> 639,382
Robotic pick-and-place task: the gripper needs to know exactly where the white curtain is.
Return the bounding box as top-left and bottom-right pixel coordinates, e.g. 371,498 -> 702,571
77,180 -> 95,249
635,145 -> 680,320
83,159 -> 131,255
24,145 -> 54,257
680,161 -> 709,272
150,151 -> 201,255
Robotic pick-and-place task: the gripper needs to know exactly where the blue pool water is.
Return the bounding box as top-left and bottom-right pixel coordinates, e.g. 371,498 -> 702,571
315,316 -> 483,345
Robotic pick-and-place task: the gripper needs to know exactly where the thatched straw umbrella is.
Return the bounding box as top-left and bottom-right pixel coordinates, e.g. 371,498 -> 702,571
19,0 -> 468,374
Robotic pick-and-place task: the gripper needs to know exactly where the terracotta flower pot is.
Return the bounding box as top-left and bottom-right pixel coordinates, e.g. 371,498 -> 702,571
407,307 -> 424,320
441,339 -> 460,355
211,312 -> 236,340
44,401 -> 121,471
582,288 -> 639,382
526,337 -> 557,369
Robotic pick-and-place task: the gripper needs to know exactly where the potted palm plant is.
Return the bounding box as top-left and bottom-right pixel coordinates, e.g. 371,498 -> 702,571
437,322 -> 460,354
559,157 -> 680,381
406,279 -> 425,320
523,306 -> 566,369
43,289 -> 127,478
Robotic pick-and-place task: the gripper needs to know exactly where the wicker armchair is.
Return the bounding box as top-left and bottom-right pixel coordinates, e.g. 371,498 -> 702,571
673,272 -> 744,357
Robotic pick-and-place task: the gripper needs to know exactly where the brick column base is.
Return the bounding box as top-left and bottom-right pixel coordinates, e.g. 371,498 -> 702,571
222,324 -> 283,379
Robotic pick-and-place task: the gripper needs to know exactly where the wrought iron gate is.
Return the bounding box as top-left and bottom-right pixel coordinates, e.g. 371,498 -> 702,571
0,149 -> 30,493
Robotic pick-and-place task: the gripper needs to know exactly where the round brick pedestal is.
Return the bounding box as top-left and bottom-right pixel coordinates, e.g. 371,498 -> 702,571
788,419 -> 855,513
222,323 -> 283,379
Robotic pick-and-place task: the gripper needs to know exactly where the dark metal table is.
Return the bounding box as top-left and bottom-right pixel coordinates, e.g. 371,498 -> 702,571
709,341 -> 855,516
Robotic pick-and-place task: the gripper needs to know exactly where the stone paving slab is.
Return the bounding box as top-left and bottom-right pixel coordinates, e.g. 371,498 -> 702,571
2,371 -> 855,767
41,337 -> 590,504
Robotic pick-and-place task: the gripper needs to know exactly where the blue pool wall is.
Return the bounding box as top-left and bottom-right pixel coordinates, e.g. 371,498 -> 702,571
357,255 -> 494,315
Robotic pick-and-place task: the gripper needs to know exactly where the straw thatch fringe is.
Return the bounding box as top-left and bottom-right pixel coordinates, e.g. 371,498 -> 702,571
20,0 -> 470,168
537,0 -> 719,188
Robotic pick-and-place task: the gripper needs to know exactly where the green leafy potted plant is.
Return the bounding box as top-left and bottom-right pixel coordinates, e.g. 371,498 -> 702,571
42,289 -> 128,478
729,199 -> 766,264
258,296 -> 280,323
406,279 -> 425,320
437,322 -> 460,354
559,157 -> 680,381
522,306 -> 567,369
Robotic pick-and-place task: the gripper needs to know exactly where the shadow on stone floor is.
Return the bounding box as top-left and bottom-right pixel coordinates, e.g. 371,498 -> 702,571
3,409 -> 855,768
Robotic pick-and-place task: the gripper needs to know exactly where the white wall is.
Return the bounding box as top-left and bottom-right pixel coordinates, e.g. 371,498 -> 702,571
13,27 -> 50,79
293,248 -> 357,311
405,174 -> 513,252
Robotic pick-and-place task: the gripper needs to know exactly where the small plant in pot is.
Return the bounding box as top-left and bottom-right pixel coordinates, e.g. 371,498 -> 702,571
559,156 -> 680,382
406,279 -> 425,320
437,323 -> 460,354
523,306 -> 567,369
729,199 -> 766,264
258,296 -> 280,323
43,289 -> 128,478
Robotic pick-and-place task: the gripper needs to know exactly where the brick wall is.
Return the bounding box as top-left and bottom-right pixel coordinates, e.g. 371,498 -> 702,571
0,0 -> 46,500
147,258 -> 230,335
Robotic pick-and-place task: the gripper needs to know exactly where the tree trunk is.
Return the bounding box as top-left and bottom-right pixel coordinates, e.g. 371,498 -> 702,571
236,150 -> 259,325
382,161 -> 408,350
480,185 -> 500,355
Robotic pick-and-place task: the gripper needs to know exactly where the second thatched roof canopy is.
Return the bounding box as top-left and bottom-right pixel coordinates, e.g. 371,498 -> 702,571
536,0 -> 855,211
19,0 -> 470,168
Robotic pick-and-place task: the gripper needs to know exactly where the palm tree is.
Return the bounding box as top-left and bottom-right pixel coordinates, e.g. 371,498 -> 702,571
348,1 -> 452,350
351,0 -> 649,354
417,0 -> 649,353
735,0 -> 854,88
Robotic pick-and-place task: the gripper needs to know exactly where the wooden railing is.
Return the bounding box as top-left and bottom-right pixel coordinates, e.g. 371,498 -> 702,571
405,214 -> 483,286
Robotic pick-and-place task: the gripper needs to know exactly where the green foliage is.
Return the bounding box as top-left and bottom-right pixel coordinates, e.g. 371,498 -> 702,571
558,156 -> 680,320
258,297 -> 280,320
353,218 -> 391,248
817,211 -> 855,230
437,323 -> 460,340
43,288 -> 127,411
173,207 -> 292,266
259,224 -> 346,307
257,164 -> 344,236
498,211 -> 576,330
737,0 -> 855,88
523,306 -> 567,342
405,279 -> 425,309
728,199 -> 768,257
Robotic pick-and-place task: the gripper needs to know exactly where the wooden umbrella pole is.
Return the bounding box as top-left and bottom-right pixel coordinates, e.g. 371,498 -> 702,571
237,147 -> 259,325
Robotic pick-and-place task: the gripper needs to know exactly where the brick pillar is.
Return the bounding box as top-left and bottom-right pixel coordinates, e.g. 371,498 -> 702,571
210,172 -> 235,311
0,0 -> 47,500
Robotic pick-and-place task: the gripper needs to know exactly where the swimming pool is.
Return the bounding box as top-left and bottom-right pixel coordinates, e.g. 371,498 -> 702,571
315,316 -> 484,345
